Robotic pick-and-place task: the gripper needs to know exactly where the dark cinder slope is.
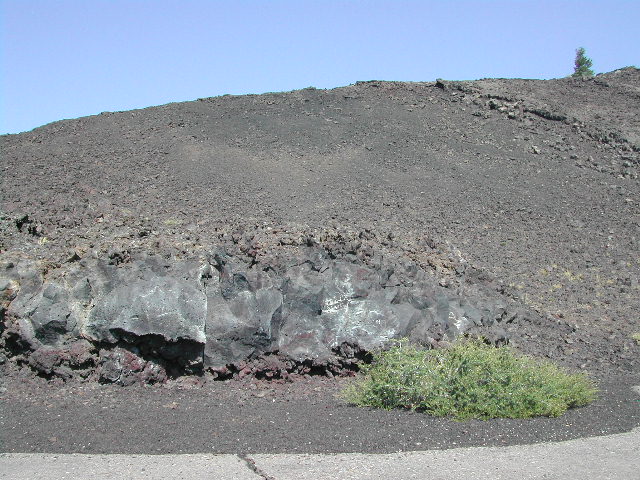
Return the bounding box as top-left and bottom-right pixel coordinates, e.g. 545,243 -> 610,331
1,68 -> 639,373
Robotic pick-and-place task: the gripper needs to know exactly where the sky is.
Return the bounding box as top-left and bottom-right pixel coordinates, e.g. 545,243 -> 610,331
1,0 -> 638,135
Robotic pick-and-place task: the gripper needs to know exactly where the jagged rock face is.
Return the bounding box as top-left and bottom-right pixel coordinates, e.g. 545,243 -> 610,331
0,246 -> 513,384
85,276 -> 207,345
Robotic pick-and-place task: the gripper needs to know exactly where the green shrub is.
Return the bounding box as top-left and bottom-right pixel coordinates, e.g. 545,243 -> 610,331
341,339 -> 597,420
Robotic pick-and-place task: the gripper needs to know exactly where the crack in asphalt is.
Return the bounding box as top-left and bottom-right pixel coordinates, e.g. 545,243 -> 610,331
239,453 -> 276,480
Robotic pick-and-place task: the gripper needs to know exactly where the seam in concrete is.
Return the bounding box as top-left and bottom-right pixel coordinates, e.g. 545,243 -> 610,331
239,453 -> 277,480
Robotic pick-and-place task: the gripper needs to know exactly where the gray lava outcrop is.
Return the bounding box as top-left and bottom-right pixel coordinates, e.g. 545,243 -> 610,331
1,233 -> 518,384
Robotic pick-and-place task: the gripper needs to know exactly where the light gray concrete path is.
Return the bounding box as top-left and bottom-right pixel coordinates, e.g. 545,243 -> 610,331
0,453 -> 260,480
2,428 -> 639,480
250,427 -> 640,480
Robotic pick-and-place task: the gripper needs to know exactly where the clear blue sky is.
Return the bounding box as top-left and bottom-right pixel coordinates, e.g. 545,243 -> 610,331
1,0 -> 638,134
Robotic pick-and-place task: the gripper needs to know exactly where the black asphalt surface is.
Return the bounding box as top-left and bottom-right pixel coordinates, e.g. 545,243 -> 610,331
2,373 -> 639,454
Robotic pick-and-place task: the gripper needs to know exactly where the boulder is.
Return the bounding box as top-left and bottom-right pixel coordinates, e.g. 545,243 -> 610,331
84,276 -> 207,345
277,261 -> 422,361
97,346 -> 167,386
204,258 -> 283,369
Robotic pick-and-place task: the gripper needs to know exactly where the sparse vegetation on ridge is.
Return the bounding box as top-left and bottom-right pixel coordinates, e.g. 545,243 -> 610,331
573,47 -> 595,77
341,339 -> 598,420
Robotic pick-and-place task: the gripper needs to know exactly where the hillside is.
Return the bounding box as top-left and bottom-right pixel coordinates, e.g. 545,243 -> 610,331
1,68 -> 639,381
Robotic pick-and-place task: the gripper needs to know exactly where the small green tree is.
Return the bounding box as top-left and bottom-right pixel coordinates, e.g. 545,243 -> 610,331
573,47 -> 594,77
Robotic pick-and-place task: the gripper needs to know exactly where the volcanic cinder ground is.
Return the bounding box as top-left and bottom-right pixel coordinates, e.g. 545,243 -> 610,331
0,68 -> 639,454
